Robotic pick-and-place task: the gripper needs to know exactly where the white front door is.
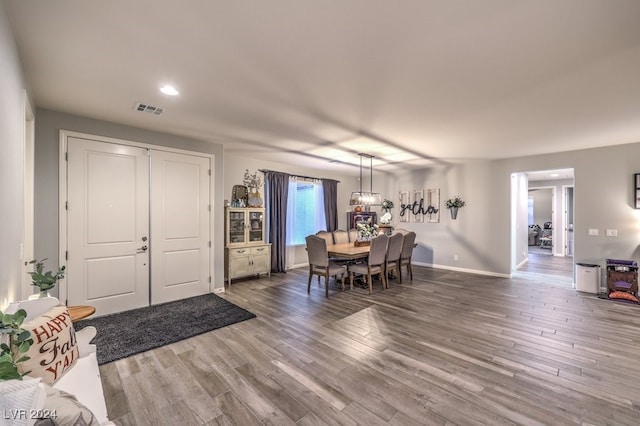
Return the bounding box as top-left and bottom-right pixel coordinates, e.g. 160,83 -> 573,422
66,137 -> 150,315
150,150 -> 211,304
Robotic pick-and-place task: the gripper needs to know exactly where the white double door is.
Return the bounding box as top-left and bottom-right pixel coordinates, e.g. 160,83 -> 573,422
64,135 -> 211,316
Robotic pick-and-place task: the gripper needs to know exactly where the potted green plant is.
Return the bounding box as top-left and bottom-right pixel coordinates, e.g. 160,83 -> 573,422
28,258 -> 66,298
0,309 -> 33,381
444,196 -> 465,219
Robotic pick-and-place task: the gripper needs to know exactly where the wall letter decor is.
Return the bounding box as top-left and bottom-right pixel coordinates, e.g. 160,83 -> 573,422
399,188 -> 440,223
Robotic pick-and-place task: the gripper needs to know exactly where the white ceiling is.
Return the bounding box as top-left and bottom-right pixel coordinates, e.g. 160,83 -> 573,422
5,0 -> 640,176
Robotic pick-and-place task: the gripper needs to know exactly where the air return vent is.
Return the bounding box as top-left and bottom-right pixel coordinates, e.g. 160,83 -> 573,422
133,102 -> 164,115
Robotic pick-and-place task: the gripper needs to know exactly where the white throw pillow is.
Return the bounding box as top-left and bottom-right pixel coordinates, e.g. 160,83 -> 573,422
18,305 -> 79,385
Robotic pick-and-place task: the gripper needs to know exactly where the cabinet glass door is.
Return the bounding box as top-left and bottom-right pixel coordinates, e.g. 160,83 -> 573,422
229,211 -> 246,244
248,210 -> 264,243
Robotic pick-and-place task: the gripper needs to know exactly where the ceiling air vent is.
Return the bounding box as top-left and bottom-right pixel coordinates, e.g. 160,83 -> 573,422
133,102 -> 164,115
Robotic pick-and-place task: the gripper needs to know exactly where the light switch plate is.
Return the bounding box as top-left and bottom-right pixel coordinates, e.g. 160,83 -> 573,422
588,228 -> 599,236
606,229 -> 618,237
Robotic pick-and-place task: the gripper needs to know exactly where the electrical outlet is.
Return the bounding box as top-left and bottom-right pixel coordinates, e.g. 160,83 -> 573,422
453,254 -> 459,261
606,229 -> 618,237
588,228 -> 599,236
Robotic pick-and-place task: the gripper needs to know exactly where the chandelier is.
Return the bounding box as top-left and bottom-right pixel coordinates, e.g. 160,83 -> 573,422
350,153 -> 382,207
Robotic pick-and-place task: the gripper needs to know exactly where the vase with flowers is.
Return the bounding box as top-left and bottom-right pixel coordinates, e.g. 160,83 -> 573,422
444,196 -> 465,220
355,222 -> 378,246
380,198 -> 394,224
243,169 -> 264,207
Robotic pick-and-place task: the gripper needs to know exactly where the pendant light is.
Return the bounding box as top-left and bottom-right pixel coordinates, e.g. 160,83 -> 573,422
349,153 -> 382,208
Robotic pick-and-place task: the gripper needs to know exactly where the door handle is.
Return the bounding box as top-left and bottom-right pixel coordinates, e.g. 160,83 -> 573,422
137,245 -> 148,253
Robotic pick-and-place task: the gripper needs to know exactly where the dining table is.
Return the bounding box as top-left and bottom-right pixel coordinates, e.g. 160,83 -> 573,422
326,242 -> 371,260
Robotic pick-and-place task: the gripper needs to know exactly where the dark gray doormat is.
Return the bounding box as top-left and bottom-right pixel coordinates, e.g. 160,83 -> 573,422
74,293 -> 256,365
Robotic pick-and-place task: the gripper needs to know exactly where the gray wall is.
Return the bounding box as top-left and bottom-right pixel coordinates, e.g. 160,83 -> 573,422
34,109 -> 226,290
33,110 -> 366,291
0,4 -> 29,307
223,154 -> 368,267
530,188 -> 552,228
377,143 -> 640,277
4,0 -> 640,299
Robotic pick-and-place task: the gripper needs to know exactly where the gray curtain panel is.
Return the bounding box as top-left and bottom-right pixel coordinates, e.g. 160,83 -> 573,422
264,170 -> 290,273
322,179 -> 338,231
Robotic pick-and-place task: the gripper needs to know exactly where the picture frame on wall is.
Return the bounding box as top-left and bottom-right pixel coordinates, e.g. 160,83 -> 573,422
413,190 -> 424,223
399,191 -> 410,223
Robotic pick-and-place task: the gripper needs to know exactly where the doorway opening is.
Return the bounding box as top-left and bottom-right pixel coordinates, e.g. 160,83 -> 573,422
511,168 -> 575,286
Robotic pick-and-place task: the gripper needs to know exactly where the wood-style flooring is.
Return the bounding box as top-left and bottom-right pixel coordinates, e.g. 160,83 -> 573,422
100,257 -> 640,425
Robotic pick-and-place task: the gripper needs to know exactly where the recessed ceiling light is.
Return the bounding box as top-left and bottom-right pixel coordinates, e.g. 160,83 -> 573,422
160,85 -> 179,96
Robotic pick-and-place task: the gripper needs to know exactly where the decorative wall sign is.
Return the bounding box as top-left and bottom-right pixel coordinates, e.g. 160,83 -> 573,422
426,188 -> 440,223
399,191 -> 410,222
398,188 -> 440,223
413,190 -> 424,223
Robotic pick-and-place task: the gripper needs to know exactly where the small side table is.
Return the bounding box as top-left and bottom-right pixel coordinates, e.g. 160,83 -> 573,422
68,305 -> 96,322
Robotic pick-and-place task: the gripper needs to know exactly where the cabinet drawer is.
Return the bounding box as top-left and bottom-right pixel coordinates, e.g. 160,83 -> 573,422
229,248 -> 251,257
251,246 -> 269,255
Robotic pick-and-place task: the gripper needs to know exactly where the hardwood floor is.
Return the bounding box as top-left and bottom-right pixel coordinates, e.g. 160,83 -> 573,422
516,252 -> 574,287
100,261 -> 640,425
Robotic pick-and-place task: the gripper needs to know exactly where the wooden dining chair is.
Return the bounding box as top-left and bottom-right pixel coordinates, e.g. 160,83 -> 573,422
305,235 -> 347,297
398,231 -> 416,282
384,232 -> 404,287
348,234 -> 389,294
332,229 -> 349,244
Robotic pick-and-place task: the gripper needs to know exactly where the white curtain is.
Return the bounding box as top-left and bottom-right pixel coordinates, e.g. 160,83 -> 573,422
285,176 -> 326,269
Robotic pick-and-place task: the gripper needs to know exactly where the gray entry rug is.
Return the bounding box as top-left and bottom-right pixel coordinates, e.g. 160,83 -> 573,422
74,293 -> 256,365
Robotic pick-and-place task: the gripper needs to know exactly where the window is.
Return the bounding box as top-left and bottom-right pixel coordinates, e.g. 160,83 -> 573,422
286,178 -> 326,245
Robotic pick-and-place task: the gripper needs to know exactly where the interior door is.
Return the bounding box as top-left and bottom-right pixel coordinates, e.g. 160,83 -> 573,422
150,150 -> 211,304
66,137 -> 150,315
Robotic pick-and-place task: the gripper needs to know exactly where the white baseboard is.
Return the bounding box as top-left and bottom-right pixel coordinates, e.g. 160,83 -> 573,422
288,263 -> 308,270
213,287 -> 225,294
414,261 -> 512,278
515,257 -> 528,270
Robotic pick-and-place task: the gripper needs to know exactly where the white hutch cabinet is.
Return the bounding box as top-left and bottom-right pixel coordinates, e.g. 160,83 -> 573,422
224,207 -> 271,285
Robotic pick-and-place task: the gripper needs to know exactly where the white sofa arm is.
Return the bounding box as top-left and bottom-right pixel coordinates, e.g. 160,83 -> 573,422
75,325 -> 97,357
